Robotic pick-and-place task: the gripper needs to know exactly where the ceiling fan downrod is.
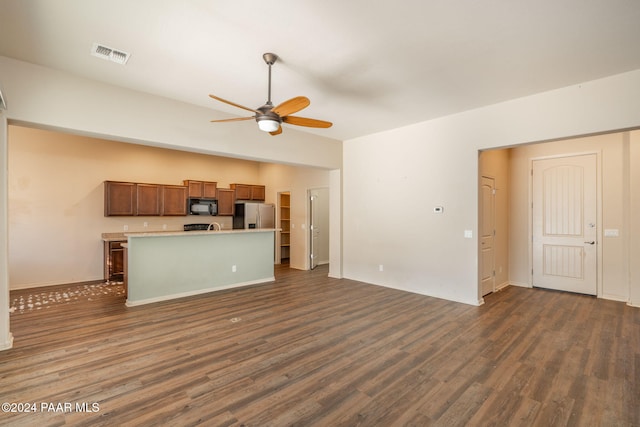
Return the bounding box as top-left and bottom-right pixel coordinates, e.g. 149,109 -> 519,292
263,53 -> 278,106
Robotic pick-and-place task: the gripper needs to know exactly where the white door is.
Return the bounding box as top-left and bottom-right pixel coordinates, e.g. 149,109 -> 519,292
480,176 -> 496,296
532,154 -> 597,295
309,193 -> 319,270
309,188 -> 329,270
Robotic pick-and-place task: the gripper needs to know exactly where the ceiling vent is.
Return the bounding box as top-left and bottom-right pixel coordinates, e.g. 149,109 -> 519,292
91,43 -> 130,65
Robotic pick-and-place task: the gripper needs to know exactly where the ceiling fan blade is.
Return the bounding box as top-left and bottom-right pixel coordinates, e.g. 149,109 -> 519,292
283,115 -> 333,128
272,96 -> 310,117
269,126 -> 283,136
210,116 -> 254,123
209,94 -> 259,114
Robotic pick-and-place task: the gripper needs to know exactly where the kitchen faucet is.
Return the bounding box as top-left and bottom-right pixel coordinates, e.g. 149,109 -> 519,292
208,222 -> 221,231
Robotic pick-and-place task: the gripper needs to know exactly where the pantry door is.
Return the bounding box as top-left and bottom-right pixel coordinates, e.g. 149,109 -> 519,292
532,154 -> 597,295
480,176 -> 496,296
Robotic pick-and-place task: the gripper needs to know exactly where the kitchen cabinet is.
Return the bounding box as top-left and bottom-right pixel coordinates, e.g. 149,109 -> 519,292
251,185 -> 266,201
104,240 -> 126,283
136,183 -> 162,215
104,181 -> 188,216
184,180 -> 217,199
231,183 -> 266,201
162,185 -> 188,215
216,188 -> 235,216
104,181 -> 136,216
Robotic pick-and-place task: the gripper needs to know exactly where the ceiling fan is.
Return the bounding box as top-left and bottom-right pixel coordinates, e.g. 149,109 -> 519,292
209,53 -> 332,136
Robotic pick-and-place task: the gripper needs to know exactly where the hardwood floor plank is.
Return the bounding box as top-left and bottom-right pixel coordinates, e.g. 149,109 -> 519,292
2,266 -> 638,426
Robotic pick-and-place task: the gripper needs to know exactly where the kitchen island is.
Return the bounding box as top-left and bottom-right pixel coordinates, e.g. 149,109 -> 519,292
123,229 -> 277,306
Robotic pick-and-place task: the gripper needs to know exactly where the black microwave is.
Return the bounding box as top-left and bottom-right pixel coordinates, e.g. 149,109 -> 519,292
188,198 -> 217,216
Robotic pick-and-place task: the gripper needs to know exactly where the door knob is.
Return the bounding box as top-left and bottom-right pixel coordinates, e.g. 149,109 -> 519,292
584,241 -> 595,245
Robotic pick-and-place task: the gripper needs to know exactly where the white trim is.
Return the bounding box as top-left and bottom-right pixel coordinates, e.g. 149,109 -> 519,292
125,277 -> 275,307
495,281 -> 510,291
600,294 -> 630,303
627,301 -> 640,308
509,281 -> 532,288
0,333 -> 13,351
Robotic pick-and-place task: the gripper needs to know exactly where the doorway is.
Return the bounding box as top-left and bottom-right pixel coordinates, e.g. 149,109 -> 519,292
309,188 -> 329,270
277,191 -> 290,265
480,176 -> 496,296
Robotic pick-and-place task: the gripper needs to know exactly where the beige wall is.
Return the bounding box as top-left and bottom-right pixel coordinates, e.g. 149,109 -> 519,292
344,69 -> 640,306
479,149 -> 510,290
259,164 -> 331,270
8,125 -> 330,289
630,131 -> 640,306
508,132 -> 631,301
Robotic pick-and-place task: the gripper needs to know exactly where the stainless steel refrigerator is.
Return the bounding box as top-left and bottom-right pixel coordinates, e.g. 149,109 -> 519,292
233,202 -> 275,229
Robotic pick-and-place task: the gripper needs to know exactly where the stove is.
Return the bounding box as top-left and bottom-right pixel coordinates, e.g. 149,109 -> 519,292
183,223 -> 211,231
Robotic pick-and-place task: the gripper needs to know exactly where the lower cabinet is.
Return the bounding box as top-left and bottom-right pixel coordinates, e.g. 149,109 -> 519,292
104,240 -> 126,283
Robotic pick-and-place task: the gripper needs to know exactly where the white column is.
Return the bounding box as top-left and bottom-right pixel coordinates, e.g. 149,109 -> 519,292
0,114 -> 13,350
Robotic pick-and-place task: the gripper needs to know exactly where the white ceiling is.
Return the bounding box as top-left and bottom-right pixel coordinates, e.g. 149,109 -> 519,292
1,0 -> 639,141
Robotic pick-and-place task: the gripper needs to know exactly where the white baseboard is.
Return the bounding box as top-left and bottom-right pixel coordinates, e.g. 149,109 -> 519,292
11,278 -> 105,291
125,277 -> 275,307
508,281 -> 531,288
601,293 -> 629,303
0,333 -> 14,351
495,281 -> 510,291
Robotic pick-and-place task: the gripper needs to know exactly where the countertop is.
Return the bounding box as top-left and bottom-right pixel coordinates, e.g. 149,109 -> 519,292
102,229 -> 279,241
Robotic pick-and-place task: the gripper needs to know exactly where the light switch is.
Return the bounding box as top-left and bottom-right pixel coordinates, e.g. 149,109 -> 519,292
433,206 -> 444,214
464,230 -> 473,238
604,229 -> 619,237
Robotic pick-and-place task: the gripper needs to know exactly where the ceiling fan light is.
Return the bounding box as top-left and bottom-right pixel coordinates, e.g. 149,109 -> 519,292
258,119 -> 280,132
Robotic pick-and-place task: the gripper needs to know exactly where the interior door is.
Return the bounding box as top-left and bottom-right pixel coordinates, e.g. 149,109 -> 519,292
480,176 -> 496,296
532,154 -> 597,295
309,192 -> 319,270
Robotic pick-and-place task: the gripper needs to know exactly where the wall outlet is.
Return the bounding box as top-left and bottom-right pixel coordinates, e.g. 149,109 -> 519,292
433,206 -> 444,213
379,264 -> 384,272
143,221 -> 148,228
162,224 -> 167,230
232,265 -> 237,273
123,225 -> 128,231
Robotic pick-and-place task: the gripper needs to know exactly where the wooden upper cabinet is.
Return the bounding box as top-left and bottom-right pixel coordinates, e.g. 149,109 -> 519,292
136,184 -> 162,216
203,182 -> 217,198
105,181 -> 187,216
104,181 -> 136,216
216,188 -> 235,216
251,185 -> 265,201
231,183 -> 251,200
162,185 -> 188,216
231,183 -> 265,201
184,180 -> 217,198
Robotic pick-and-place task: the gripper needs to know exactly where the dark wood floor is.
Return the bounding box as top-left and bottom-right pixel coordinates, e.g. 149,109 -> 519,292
2,265 -> 638,426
